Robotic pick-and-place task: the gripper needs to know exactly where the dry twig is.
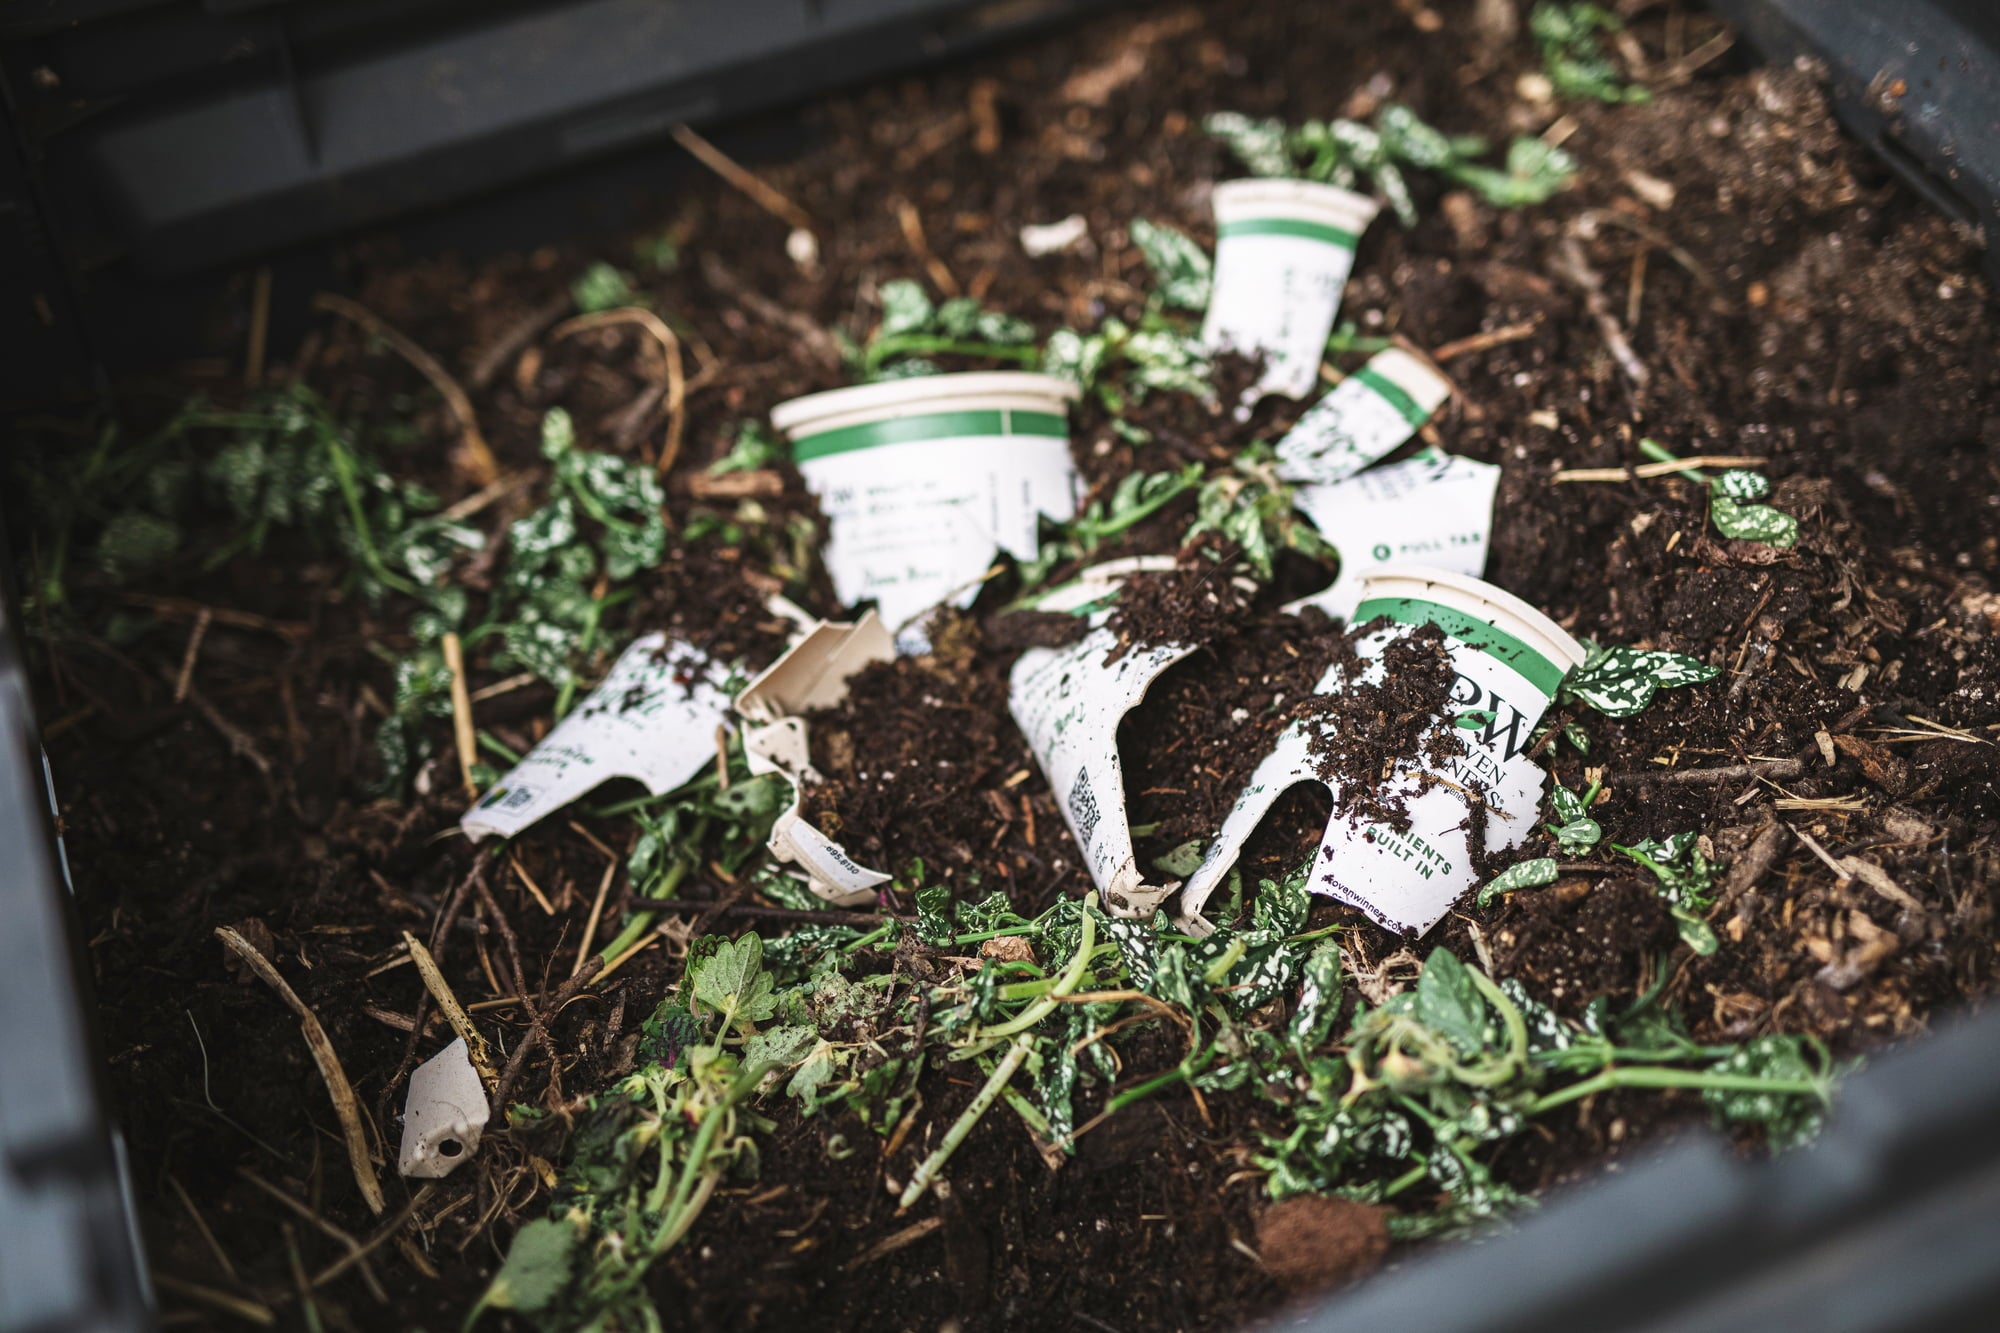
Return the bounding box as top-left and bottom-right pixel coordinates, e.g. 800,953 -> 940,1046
402,931 -> 500,1092
213,927 -> 386,1215
670,123 -> 815,232
441,632 -> 478,799
550,307 -> 688,474
313,293 -> 498,484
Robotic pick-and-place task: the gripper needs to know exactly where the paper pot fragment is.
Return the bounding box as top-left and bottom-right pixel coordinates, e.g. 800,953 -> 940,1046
733,612 -> 896,907
1201,178 -> 1380,401
398,1037 -> 490,1179
1177,566 -> 1585,939
1009,559 -> 1201,918
1273,347 -> 1453,486
463,633 -> 731,842
1285,448 -> 1500,620
770,372 -> 1082,635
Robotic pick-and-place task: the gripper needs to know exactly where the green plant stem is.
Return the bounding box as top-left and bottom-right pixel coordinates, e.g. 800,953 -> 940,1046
1636,437 -> 1707,483
653,1064 -> 765,1249
1526,1067 -> 1827,1117
1381,1161 -> 1430,1198
326,442 -> 420,598
593,912 -> 657,971
900,1031 -> 1035,1209
958,911 -> 1098,1046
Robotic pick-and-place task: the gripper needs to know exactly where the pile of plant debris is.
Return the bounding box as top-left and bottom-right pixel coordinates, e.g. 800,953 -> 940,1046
9,2 -> 1999,1330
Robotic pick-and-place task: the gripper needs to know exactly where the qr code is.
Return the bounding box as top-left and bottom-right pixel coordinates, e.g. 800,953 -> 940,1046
479,785 -> 537,812
1068,768 -> 1101,848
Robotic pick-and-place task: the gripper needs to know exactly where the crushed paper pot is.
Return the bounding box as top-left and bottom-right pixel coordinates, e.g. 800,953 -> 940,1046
462,633 -> 732,842
1176,566 -> 1585,938
1284,447 -> 1501,621
1201,178 -> 1381,401
1010,558 -> 1200,918
771,372 -> 1083,636
1273,346 -> 1453,486
398,1037 -> 489,1179
733,611 -> 897,907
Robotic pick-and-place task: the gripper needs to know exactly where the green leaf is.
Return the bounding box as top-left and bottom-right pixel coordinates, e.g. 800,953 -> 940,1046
1712,469 -> 1771,501
480,1215 -> 577,1313
1448,137 -> 1578,207
94,511 -> 181,582
1130,218 -> 1213,312
1041,328 -> 1111,392
688,933 -> 779,1030
914,885 -> 955,947
1288,939 -> 1345,1056
1475,857 -> 1560,908
1702,1035 -> 1829,1150
1546,783 -> 1602,855
743,1023 -> 819,1072
711,421 -> 784,475
571,262 -> 636,314
1414,948 -> 1488,1056
1203,112 -> 1294,178
877,280 -> 935,339
539,408 -> 576,461
1152,839 -> 1206,879
1561,643 -> 1720,718
1532,2 -> 1651,104
1710,491 -> 1799,548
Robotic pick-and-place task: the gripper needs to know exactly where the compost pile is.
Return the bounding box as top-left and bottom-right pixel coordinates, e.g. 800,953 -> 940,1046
10,3 -> 2000,1331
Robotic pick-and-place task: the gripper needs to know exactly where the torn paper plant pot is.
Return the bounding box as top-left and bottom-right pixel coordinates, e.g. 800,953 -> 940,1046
463,633 -> 732,841
1177,566 -> 1586,939
1009,559 -> 1200,918
771,372 -> 1081,637
1201,178 -> 1380,401
733,612 -> 896,907
398,1037 -> 489,1178
1285,448 -> 1500,621
1273,347 -> 1452,486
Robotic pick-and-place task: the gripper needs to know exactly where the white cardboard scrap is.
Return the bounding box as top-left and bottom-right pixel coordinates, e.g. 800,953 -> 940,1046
398,1037 -> 489,1179
734,612 -> 897,907
1273,347 -> 1452,486
462,634 -> 732,842
1286,449 -> 1501,621
1009,559 -> 1195,917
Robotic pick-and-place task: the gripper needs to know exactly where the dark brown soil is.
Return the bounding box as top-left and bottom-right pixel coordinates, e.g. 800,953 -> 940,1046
11,1 -> 2000,1330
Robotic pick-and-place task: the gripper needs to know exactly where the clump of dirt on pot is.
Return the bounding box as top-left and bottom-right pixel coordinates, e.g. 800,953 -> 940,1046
1103,535 -> 1255,660
1256,1195 -> 1391,1292
1121,613 -> 1461,894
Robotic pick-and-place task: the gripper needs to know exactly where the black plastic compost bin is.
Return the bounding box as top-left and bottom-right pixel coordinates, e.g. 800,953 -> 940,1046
1,2 -> 1996,1330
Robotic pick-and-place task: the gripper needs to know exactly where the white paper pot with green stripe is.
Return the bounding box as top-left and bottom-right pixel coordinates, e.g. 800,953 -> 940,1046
1201,178 -> 1381,401
1351,566 -> 1587,764
1308,566 -> 1586,937
770,372 -> 1082,634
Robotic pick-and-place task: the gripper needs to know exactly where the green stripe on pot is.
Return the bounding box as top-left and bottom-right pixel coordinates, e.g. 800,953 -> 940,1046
1355,366 -> 1433,429
1216,217 -> 1359,248
1353,596 -> 1568,699
791,409 -> 1068,462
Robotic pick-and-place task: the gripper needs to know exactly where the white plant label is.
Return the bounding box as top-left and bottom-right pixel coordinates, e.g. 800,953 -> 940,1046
793,409 -> 1079,633
1287,449 -> 1500,621
1201,220 -> 1362,401
462,634 -> 730,842
735,613 -> 897,907
1274,347 -> 1452,485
